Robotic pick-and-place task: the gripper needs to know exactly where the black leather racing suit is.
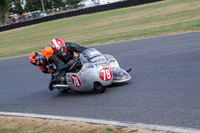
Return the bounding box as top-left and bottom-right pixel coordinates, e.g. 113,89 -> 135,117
53,42 -> 88,79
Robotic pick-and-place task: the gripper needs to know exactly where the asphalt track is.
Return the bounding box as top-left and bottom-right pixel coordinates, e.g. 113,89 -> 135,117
0,31 -> 200,130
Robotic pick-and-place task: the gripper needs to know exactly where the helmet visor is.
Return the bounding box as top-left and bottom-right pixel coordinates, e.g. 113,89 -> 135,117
54,46 -> 65,55
35,53 -> 45,66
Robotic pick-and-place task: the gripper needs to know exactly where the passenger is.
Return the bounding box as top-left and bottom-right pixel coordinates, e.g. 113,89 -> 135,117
29,46 -> 54,74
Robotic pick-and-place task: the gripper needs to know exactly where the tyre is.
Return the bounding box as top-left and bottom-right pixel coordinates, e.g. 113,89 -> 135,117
58,88 -> 68,93
94,82 -> 106,94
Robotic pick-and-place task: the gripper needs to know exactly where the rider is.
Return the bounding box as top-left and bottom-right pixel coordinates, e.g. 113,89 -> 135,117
29,46 -> 54,73
49,38 -> 88,91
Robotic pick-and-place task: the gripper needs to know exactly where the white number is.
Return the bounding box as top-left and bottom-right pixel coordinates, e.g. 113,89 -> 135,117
100,68 -> 111,81
106,69 -> 111,79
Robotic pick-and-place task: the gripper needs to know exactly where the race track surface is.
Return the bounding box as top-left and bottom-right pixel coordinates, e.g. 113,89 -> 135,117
0,32 -> 200,129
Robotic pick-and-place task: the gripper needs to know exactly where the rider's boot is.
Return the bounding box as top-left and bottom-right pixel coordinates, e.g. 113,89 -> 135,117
48,76 -> 66,91
58,76 -> 66,84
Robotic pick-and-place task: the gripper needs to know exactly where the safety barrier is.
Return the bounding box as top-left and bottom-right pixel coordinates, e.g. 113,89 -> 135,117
0,0 -> 162,32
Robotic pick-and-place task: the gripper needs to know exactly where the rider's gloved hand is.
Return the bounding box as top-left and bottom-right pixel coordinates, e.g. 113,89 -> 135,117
68,59 -> 75,66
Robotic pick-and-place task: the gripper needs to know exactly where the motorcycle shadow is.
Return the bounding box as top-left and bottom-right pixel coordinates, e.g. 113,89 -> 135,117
55,82 -> 131,97
55,89 -> 101,97
107,82 -> 130,89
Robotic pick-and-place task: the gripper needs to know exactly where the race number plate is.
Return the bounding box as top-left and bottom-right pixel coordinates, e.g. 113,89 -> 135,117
99,67 -> 112,81
71,75 -> 81,87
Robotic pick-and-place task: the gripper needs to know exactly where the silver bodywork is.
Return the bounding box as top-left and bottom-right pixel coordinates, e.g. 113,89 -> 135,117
54,48 -> 131,92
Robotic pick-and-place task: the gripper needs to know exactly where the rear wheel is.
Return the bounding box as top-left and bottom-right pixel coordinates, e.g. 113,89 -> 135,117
58,88 -> 69,93
94,82 -> 106,94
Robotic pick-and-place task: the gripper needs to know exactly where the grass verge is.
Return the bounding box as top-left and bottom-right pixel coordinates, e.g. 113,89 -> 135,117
0,116 -> 168,133
0,0 -> 200,59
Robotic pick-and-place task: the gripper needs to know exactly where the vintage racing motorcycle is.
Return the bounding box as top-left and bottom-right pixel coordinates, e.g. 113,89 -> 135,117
51,48 -> 132,93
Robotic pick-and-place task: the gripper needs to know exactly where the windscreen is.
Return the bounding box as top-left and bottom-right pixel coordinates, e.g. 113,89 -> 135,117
80,48 -> 106,63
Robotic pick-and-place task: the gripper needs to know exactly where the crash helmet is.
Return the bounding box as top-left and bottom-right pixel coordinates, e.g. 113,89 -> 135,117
51,38 -> 67,56
29,51 -> 46,66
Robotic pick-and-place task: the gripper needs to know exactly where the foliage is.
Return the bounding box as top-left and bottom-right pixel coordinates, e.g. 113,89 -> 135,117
53,0 -> 65,8
7,0 -> 65,13
66,0 -> 81,5
24,0 -> 43,12
0,0 -> 10,19
9,0 -> 24,14
0,0 -> 10,10
3,0 -> 78,14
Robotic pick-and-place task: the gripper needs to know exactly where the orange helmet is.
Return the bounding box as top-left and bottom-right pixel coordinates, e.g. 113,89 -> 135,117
29,51 -> 46,66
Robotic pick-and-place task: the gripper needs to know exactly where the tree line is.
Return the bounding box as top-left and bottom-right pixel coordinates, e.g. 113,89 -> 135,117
0,0 -> 10,21
0,0 -> 81,21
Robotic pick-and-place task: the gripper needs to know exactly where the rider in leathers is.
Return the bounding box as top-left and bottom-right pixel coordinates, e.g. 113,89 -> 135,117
49,38 -> 88,91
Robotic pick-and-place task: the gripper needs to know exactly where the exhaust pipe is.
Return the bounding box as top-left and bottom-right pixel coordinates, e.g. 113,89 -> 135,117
53,84 -> 69,88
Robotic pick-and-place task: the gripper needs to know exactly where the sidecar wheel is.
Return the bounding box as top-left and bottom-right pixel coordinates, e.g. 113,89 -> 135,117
94,82 -> 106,94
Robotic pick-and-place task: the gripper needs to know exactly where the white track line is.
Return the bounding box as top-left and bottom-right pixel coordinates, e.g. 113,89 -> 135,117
0,111 -> 200,133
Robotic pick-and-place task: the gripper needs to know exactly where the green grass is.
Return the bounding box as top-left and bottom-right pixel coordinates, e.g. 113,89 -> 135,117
0,126 -> 119,133
0,126 -> 23,133
0,0 -> 200,59
0,117 -> 130,133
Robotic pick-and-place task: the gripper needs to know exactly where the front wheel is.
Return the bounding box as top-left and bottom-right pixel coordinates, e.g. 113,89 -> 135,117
94,82 -> 106,94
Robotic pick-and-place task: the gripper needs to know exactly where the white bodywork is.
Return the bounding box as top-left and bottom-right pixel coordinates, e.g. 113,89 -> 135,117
53,48 -> 131,92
